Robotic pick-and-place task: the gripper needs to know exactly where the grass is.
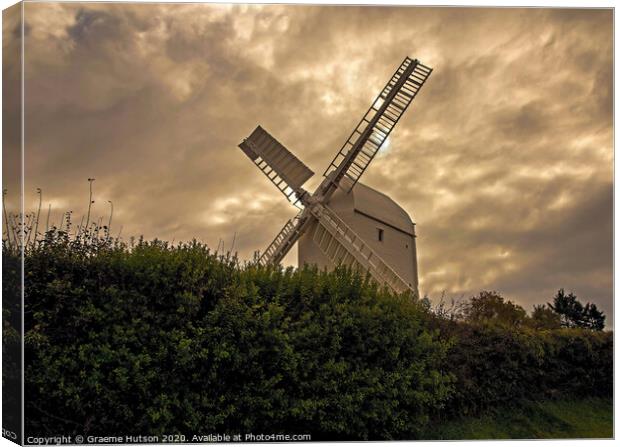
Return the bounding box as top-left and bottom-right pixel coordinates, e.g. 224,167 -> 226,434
423,397 -> 613,440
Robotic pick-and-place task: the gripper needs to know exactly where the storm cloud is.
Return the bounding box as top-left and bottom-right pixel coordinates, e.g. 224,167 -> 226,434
11,4 -> 613,323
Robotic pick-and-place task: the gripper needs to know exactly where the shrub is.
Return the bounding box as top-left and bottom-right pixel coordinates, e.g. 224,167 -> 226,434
434,318 -> 613,419
541,328 -> 613,397
21,236 -> 452,440
463,291 -> 527,327
8,232 -> 612,440
2,247 -> 22,436
530,304 -> 562,330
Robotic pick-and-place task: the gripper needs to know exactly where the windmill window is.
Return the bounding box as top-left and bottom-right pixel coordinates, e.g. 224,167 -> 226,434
377,228 -> 384,242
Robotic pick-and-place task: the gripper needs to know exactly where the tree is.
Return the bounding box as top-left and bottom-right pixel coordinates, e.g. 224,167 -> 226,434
581,302 -> 606,331
464,291 -> 527,327
530,304 -> 562,330
548,289 -> 605,331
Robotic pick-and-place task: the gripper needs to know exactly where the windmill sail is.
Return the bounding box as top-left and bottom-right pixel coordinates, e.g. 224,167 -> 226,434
310,204 -> 416,295
239,126 -> 314,204
259,209 -> 308,265
235,56 -> 428,298
322,57 -> 432,194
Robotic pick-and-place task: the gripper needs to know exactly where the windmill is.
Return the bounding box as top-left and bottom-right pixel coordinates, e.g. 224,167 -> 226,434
237,57 -> 432,297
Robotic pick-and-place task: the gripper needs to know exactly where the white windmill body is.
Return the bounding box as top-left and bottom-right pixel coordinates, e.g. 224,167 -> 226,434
298,180 -> 419,291
236,57 -> 432,297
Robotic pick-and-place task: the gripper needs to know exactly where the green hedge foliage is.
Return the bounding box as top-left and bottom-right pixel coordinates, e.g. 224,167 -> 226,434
21,238 -> 451,440
434,320 -> 613,418
13,236 -> 612,440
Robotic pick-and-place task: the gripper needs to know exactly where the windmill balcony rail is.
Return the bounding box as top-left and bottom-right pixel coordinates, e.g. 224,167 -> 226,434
311,204 -> 415,296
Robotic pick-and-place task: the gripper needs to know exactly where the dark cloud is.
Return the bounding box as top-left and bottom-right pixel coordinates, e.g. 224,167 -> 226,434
67,9 -> 117,43
12,4 -> 613,325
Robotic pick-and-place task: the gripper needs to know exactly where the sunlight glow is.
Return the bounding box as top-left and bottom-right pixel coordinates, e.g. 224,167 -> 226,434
378,136 -> 392,156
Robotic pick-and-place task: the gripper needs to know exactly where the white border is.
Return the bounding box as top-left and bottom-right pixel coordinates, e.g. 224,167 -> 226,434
0,2 -> 616,447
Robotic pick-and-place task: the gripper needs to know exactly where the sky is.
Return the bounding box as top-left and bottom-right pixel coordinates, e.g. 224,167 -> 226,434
4,3 -> 613,323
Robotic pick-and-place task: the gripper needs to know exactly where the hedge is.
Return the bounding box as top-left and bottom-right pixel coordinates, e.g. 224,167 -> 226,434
4,235 -> 611,440
20,237 -> 451,440
435,320 -> 613,418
